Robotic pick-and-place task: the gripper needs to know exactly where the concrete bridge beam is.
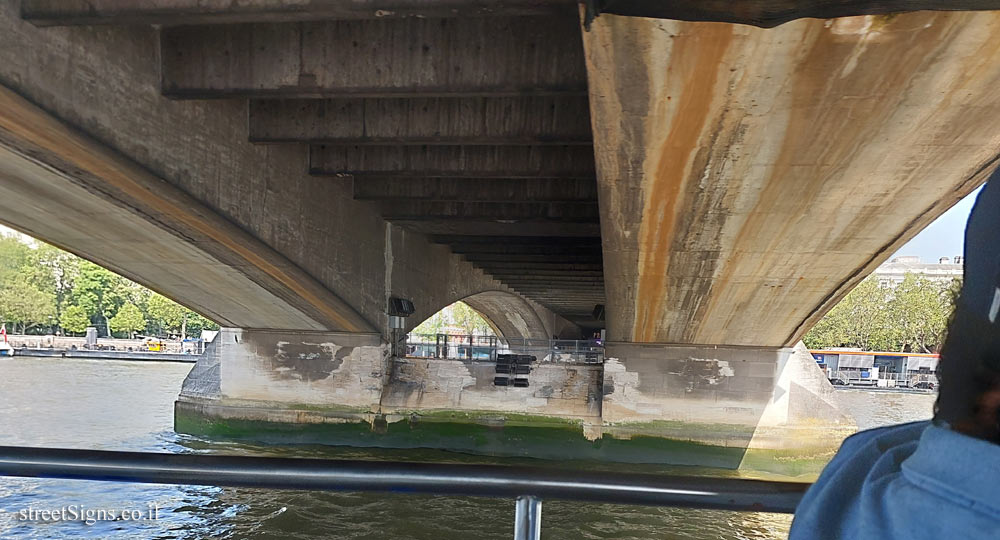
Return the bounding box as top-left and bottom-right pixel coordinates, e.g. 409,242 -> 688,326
352,178 -> 598,203
310,145 -> 596,178
159,17 -> 586,99
24,0 -> 995,28
377,201 -> 600,222
248,97 -> 593,145
23,0 -> 578,25
0,84 -> 372,333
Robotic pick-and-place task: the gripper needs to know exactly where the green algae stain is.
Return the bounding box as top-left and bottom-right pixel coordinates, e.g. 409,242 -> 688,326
175,404 -> 835,478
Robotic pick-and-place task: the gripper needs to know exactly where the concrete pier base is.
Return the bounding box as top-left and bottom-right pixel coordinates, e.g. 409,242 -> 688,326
601,341 -> 855,466
176,330 -> 854,475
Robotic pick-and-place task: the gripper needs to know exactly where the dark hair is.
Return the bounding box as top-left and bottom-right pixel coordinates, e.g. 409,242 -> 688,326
934,299 -> 1000,441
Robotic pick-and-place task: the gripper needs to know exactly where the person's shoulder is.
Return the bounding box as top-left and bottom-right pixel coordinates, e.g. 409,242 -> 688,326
789,421 -> 930,539
817,420 -> 928,480
836,420 -> 930,457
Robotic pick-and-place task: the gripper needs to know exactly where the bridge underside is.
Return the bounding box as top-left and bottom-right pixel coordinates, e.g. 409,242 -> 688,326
584,10 -> 999,347
3,1 -> 998,470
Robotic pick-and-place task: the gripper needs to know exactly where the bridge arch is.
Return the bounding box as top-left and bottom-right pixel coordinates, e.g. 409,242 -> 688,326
406,290 -> 556,341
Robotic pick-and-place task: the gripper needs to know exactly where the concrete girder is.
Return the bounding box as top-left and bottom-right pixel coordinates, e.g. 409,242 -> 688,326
594,0 -> 1000,28
471,262 -> 603,271
25,0 -> 999,28
248,97 -> 592,145
0,1 -> 588,335
310,145 -> 596,178
23,0 -> 578,25
0,84 -> 374,333
487,275 -> 605,281
388,221 -> 601,237
460,254 -> 601,263
436,235 -> 602,247
453,245 -> 603,257
377,201 -> 600,222
583,11 -> 1000,346
160,16 -> 586,98
353,177 -> 598,202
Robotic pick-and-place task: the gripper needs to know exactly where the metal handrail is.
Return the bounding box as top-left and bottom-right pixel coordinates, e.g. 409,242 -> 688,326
0,445 -> 809,539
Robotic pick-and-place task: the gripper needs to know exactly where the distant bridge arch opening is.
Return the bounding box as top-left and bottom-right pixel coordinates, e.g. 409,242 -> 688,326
408,291 -> 553,342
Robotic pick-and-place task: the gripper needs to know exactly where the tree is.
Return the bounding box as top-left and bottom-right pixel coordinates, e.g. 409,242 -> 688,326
70,261 -> 120,336
29,244 -> 80,328
413,309 -> 447,335
60,304 -> 91,335
451,302 -> 494,335
184,311 -> 219,336
0,236 -> 32,286
0,277 -> 56,334
886,274 -> 950,353
109,302 -> 146,338
148,293 -> 188,338
804,273 -> 955,352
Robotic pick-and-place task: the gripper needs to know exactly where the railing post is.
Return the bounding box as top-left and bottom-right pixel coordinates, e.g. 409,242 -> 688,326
513,495 -> 542,540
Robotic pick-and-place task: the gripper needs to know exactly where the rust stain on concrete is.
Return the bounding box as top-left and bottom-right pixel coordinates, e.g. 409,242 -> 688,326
634,24 -> 732,342
700,13 -> 953,345
0,85 -> 372,333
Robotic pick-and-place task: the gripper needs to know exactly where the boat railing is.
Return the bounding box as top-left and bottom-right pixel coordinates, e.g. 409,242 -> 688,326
0,445 -> 809,540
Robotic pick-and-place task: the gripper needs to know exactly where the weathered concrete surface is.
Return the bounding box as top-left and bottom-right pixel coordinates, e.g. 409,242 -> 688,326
310,145 -> 597,178
160,17 -> 586,98
23,0 -> 995,28
177,331 -> 849,471
0,2 -> 578,336
592,0 -> 1000,28
249,97 -> 592,145
178,328 -> 601,426
22,0 -> 578,25
353,178 -> 598,203
0,85 -> 368,332
380,358 -> 603,422
602,341 -> 854,450
583,11 -> 1000,346
217,329 -> 386,410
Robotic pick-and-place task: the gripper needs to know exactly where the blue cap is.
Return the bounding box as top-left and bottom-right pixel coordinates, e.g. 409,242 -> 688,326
962,176 -> 1000,325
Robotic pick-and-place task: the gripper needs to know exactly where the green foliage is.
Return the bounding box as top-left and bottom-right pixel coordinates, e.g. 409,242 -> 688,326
804,273 -> 955,353
109,302 -> 146,338
148,293 -> 186,333
0,233 -> 219,337
412,309 -> 447,335
451,302 -> 493,335
0,236 -> 32,285
59,305 -> 91,335
412,301 -> 495,336
70,261 -> 120,335
185,311 -> 219,335
0,277 -> 56,334
147,293 -> 217,338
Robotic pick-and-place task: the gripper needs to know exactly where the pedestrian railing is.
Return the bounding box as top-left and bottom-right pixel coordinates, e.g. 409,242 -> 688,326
0,445 -> 809,540
404,334 -> 604,364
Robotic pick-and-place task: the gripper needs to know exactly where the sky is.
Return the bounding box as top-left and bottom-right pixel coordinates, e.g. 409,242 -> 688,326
892,187 -> 981,262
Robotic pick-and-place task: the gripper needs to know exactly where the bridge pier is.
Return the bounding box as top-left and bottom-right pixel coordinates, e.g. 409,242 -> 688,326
177,330 -> 851,474
602,342 -> 854,467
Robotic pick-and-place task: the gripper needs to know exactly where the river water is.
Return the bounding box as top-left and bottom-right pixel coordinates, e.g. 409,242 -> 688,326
0,357 -> 936,539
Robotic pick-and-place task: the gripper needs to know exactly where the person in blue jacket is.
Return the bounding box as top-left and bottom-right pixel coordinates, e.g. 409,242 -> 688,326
790,175 -> 1000,539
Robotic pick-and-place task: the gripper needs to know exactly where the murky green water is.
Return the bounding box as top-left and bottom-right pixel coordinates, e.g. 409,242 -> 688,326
0,357 -> 936,539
